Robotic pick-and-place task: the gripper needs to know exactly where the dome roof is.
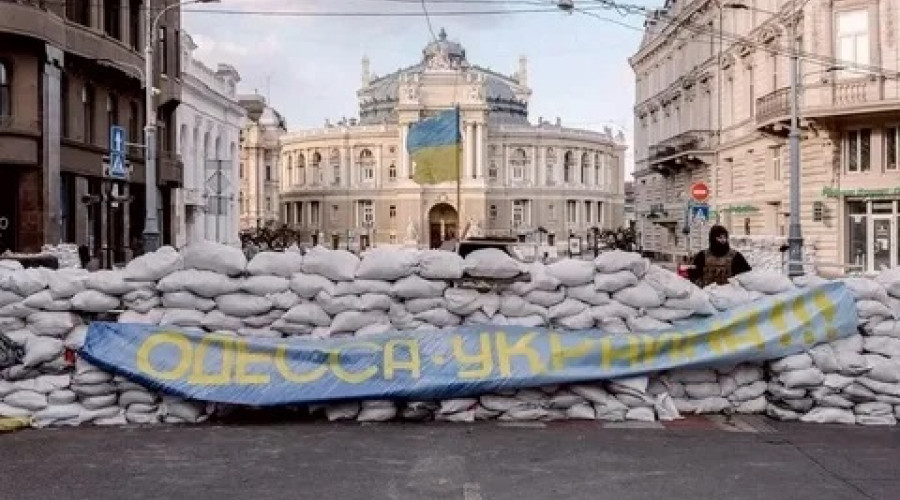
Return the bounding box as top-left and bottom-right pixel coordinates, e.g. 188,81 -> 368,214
357,30 -> 529,125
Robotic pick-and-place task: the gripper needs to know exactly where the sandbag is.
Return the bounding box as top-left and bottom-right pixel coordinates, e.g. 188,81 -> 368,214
70,290 -> 120,313
215,294 -> 274,318
124,246 -> 183,281
356,248 -> 419,281
546,259 -> 595,287
182,241 -> 247,277
289,273 -> 336,299
463,249 -> 522,279
241,276 -> 290,296
246,251 -> 304,278
417,250 -> 464,280
301,247 -> 359,282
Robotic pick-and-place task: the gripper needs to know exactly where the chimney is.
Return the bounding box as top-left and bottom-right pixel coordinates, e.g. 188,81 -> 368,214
361,56 -> 371,86
518,56 -> 528,86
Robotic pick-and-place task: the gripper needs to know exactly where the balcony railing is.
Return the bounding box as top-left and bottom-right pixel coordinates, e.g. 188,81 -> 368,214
756,87 -> 792,123
648,130 -> 717,169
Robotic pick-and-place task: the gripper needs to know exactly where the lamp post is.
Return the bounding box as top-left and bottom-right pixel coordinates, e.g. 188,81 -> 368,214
724,1 -> 803,276
143,0 -> 219,253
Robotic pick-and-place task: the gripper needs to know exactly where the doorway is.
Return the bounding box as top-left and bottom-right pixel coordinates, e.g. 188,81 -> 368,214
871,215 -> 896,271
428,203 -> 458,249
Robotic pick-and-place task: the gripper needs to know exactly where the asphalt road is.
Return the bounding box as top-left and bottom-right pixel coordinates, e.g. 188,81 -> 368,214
1,418 -> 899,500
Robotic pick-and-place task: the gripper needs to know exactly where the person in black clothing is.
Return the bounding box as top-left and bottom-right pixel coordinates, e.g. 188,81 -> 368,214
687,225 -> 751,287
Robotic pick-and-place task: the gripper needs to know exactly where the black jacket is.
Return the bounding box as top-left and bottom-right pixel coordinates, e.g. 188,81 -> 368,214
687,249 -> 752,285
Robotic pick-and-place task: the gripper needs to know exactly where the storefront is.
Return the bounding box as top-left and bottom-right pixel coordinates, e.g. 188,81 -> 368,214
842,195 -> 900,273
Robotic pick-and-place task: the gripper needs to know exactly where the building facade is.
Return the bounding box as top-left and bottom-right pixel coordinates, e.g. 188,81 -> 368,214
631,0 -> 900,273
238,94 -> 286,230
175,32 -> 244,248
0,0 -> 184,265
279,30 -> 626,252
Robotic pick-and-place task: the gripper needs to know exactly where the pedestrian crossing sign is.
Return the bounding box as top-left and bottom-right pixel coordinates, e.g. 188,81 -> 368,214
690,203 -> 710,223
109,153 -> 127,179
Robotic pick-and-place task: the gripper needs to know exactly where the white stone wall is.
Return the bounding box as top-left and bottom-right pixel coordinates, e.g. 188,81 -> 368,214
176,32 -> 246,248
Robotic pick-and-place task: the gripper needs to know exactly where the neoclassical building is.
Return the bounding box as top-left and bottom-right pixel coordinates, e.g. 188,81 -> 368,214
176,32 -> 245,248
279,30 -> 626,251
238,94 -> 286,230
631,0 -> 900,273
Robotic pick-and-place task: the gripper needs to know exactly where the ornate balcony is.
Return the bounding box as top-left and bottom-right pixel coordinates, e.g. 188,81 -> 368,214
648,130 -> 717,176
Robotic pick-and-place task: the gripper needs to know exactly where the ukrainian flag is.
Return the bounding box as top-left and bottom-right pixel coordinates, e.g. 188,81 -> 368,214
407,107 -> 461,185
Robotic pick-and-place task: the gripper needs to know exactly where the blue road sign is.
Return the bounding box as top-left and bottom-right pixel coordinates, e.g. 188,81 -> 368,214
109,125 -> 127,179
110,125 -> 126,155
690,203 -> 710,223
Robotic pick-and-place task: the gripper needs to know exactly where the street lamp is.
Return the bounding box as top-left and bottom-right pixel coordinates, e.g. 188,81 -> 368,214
724,1 -> 804,276
143,0 -> 220,253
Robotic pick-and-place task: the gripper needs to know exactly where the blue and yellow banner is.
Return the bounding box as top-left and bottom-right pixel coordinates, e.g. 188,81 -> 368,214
407,107 -> 460,185
79,283 -> 857,406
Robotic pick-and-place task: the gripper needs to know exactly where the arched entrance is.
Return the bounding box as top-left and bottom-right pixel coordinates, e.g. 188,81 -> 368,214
428,203 -> 458,249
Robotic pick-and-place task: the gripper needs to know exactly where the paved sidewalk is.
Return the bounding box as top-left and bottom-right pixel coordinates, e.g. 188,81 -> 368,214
1,418 -> 897,500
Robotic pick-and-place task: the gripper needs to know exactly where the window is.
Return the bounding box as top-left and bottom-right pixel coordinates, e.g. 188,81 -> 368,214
82,85 -> 95,144
330,149 -> 341,184
359,149 -> 375,181
0,62 -> 9,120
585,201 -> 592,224
566,200 -> 577,224
266,197 -> 272,212
297,154 -> 306,184
594,153 -> 600,185
545,147 -> 555,185
512,200 -> 526,227
510,148 -> 527,181
548,203 -> 555,220
104,0 -> 121,39
389,205 -> 396,218
836,10 -> 869,77
312,152 -> 322,184
846,129 -> 871,172
297,202 -> 304,226
240,162 -> 245,179
107,94 -> 119,131
129,0 -> 141,49
128,101 -> 138,143
333,165 -> 341,185
158,27 -> 167,76
361,200 -> 374,225
563,152 -> 574,183
771,146 -> 782,180
388,162 -> 397,180
489,204 -> 498,220
266,165 -> 272,181
488,161 -> 498,180
886,127 -> 898,171
174,30 -> 181,77
66,0 -> 90,25
331,204 -> 339,222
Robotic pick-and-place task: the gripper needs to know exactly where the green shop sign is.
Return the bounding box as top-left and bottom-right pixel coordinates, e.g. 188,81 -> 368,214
709,205 -> 759,217
822,187 -> 900,199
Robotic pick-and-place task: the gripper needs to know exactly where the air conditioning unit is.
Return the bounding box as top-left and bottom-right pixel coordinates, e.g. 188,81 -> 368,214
183,188 -> 204,206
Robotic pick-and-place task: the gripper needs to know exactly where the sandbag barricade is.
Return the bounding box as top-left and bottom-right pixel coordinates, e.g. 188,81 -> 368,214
0,243 -> 898,427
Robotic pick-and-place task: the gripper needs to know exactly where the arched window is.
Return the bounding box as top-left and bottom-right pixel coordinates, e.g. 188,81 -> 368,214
297,153 -> 306,185
581,152 -> 589,184
312,151 -> 322,185
563,151 -> 574,183
0,62 -> 11,119
510,148 -> 528,181
359,148 -> 374,182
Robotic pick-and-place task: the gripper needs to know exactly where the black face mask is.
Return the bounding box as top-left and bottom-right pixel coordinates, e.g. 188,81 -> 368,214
708,226 -> 730,257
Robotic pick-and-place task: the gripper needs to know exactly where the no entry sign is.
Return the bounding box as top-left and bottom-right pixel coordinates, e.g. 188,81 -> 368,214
691,182 -> 710,203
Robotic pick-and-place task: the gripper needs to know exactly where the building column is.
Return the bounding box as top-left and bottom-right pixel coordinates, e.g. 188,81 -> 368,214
475,123 -> 484,178
375,145 -> 383,189
400,124 -> 410,178
466,122 -> 475,178
343,146 -> 351,188
43,45 -> 64,246
531,145 -> 538,185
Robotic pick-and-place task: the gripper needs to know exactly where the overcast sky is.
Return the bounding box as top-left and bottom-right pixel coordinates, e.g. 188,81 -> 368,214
183,0 -> 658,177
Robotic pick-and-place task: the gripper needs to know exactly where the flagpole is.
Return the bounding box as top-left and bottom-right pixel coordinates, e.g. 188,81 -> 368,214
455,106 -> 462,240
